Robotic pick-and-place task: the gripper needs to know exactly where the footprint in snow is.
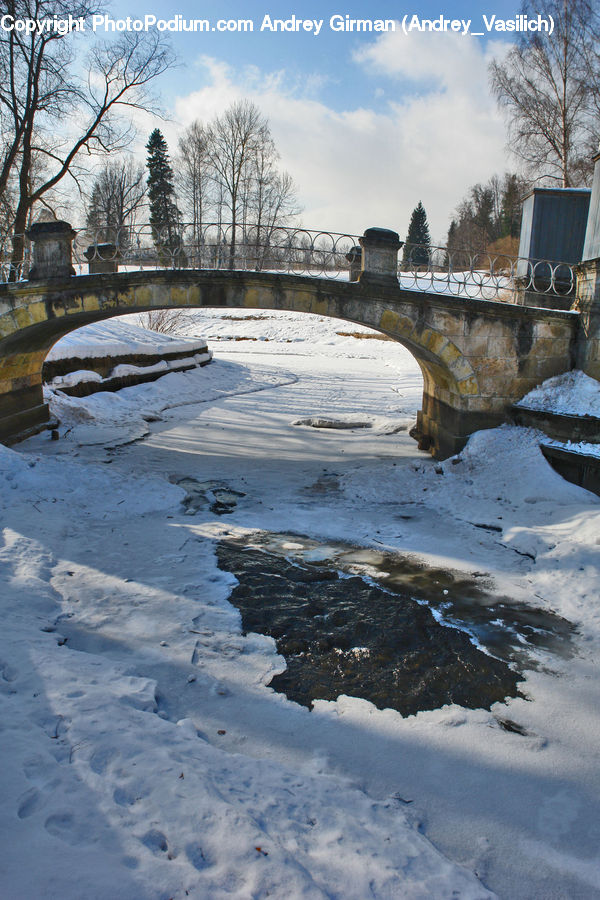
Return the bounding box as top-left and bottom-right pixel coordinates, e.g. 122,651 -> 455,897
141,829 -> 169,854
17,788 -> 44,819
186,843 -> 210,870
89,746 -> 120,775
0,660 -> 17,682
44,812 -> 86,846
22,755 -> 60,790
113,787 -> 140,807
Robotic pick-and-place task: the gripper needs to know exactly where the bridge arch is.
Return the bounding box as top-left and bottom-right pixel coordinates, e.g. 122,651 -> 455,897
0,268 -> 578,457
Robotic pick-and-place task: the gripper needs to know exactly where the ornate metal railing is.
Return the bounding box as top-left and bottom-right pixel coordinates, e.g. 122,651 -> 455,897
0,243 -> 30,283
80,223 -> 359,279
398,243 -> 576,301
0,224 -> 578,306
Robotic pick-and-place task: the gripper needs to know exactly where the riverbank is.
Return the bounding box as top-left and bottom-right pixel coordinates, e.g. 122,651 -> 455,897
2,310 -> 599,898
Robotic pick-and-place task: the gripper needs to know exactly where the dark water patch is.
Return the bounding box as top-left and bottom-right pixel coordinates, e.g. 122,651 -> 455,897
217,541 -> 522,716
177,477 -> 245,516
256,533 -> 575,669
216,533 -> 576,716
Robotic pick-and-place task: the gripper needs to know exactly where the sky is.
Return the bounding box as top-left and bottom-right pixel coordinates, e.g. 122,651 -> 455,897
81,0 -> 529,241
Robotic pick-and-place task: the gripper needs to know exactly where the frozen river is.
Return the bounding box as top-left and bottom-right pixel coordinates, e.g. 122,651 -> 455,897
2,310 -> 600,899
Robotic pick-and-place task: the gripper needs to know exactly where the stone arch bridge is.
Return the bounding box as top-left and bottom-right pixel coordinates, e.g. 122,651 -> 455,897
0,226 -> 589,459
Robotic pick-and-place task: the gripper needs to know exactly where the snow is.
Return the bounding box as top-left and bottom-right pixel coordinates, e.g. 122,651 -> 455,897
45,317 -> 210,361
3,309 -> 600,899
517,369 -> 600,417
544,439 -> 600,459
48,357 -> 212,394
397,271 -> 511,300
109,360 -> 169,378
49,369 -> 104,388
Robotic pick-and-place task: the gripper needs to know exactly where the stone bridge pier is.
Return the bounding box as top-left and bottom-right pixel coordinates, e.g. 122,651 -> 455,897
0,223 -> 584,458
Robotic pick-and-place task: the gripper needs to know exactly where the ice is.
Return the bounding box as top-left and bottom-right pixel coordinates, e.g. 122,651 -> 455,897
1,309 -> 599,898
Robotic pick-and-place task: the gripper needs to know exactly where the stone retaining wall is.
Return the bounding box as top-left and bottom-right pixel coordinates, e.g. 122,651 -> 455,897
509,406 -> 600,443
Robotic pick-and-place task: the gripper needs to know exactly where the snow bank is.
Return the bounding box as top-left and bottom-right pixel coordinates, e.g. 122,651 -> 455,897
0,437 -> 492,899
517,370 -> 600,417
48,369 -> 105,388
545,439 -> 600,459
46,317 -> 209,361
0,443 -> 184,517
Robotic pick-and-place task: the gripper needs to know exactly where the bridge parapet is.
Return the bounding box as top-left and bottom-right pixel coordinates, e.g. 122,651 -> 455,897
574,259 -> 600,381
0,263 -> 579,457
359,228 -> 403,284
26,221 -> 76,281
3,221 -> 579,311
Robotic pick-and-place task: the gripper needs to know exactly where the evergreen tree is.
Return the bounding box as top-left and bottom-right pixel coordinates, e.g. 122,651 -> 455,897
500,173 -> 526,239
445,172 -> 529,263
402,201 -> 431,269
469,185 -> 497,246
444,220 -> 457,268
146,129 -> 184,265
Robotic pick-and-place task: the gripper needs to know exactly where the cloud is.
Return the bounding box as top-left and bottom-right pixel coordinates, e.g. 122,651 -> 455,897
163,34 -> 511,243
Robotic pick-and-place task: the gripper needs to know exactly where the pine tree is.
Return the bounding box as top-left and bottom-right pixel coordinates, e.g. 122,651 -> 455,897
402,201 -> 431,269
146,129 -> 184,265
500,174 -> 526,240
444,220 -> 457,268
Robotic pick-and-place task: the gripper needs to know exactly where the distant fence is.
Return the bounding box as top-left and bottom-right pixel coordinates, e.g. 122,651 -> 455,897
0,223 -> 577,305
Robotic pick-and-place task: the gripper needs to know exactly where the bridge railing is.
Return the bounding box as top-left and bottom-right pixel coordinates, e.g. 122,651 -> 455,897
0,245 -> 30,283
80,223 -> 360,280
0,223 -> 578,306
398,243 -> 577,302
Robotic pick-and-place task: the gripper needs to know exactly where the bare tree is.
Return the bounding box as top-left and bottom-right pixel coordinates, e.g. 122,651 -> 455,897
137,307 -> 189,335
206,100 -> 273,268
489,0 -> 600,187
249,146 -> 300,244
176,101 -> 301,269
0,0 -> 174,277
86,157 -> 146,246
177,121 -> 211,242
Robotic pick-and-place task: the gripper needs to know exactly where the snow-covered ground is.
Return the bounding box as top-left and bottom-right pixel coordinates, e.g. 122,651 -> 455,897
517,369 -> 600,418
3,309 -> 600,899
517,369 -> 600,460
45,317 -> 210,361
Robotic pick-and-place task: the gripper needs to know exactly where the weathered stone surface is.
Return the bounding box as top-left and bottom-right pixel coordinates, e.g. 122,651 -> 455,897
0,266 -> 583,457
359,228 -> 402,283
26,221 -> 76,281
574,258 -> 600,379
423,307 -> 465,338
85,243 -> 120,275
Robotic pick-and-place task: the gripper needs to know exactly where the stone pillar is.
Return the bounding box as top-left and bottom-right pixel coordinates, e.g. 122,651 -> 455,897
85,243 -> 120,275
345,245 -> 362,282
0,347 -> 54,444
26,221 -> 76,280
574,259 -> 600,381
573,149 -> 600,381
359,228 -> 402,285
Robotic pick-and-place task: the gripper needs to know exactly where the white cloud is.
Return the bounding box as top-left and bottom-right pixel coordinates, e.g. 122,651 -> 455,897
162,34 -> 512,244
